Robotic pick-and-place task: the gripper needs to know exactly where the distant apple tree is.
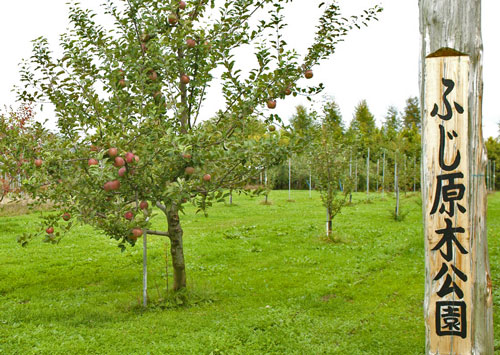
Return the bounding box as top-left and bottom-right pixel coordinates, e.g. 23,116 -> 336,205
311,100 -> 353,238
0,105 -> 46,202
15,0 -> 381,290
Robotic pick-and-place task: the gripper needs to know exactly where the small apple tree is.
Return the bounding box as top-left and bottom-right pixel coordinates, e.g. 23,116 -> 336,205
16,0 -> 381,290
311,100 -> 352,238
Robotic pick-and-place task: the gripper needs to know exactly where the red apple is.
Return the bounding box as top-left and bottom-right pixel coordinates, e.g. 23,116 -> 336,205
140,201 -> 149,210
118,167 -> 127,177
46,227 -> 54,234
182,153 -> 192,160
104,180 -> 120,191
180,74 -> 190,84
185,166 -> 195,175
131,228 -> 143,238
179,1 -> 186,10
90,145 -> 100,152
284,88 -> 292,95
186,38 -> 196,48
108,148 -> 118,158
114,157 -> 125,167
147,70 -> 158,81
124,211 -> 134,220
203,174 -> 211,182
134,155 -> 140,163
168,14 -> 178,25
125,152 -> 135,163
88,158 -> 99,166
34,159 -> 43,167
304,70 -> 313,79
267,100 -> 277,109
118,79 -> 126,87
62,213 -> 71,221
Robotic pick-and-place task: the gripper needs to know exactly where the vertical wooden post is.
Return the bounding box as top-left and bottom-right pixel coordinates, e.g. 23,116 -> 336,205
377,159 -> 380,192
382,150 -> 386,197
490,161 -> 494,191
420,1 -> 493,353
288,158 -> 291,200
395,159 -> 399,218
143,230 -> 148,307
355,159 -> 358,193
414,157 -> 417,192
366,148 -> 370,197
403,154 -> 407,196
486,160 -> 490,191
349,152 -> 353,203
265,169 -> 269,204
493,161 -> 496,191
309,167 -> 312,198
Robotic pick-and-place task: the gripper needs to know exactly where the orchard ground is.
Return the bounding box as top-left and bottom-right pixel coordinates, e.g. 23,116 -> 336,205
1,191 -> 499,354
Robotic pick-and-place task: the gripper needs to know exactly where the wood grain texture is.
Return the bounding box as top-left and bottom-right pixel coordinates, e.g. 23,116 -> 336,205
424,56 -> 470,354
420,1 -> 493,354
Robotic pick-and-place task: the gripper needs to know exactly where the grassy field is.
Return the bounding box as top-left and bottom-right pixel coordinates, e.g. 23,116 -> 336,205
0,191 -> 499,354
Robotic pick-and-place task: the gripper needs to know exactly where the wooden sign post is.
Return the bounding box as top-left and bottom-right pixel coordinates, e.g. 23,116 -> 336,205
420,1 -> 493,354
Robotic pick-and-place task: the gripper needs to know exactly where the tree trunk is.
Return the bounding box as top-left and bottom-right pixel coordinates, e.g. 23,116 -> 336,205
326,207 -> 332,237
420,1 -> 493,353
167,205 -> 186,291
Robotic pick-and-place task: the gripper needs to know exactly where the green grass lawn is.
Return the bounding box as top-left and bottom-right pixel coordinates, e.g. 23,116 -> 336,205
0,191 -> 499,354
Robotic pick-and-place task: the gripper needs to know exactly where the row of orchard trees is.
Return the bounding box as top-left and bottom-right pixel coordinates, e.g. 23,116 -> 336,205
270,96 -> 422,195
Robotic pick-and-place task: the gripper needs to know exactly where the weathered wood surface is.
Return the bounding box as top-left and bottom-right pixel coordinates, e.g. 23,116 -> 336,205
424,56 -> 471,353
420,0 -> 493,354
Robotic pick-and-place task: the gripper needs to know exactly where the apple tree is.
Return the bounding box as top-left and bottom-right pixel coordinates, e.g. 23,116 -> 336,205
0,105 -> 48,203
310,99 -> 352,238
16,0 -> 381,290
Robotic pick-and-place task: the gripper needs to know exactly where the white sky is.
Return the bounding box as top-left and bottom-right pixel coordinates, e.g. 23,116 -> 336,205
0,1 -> 498,137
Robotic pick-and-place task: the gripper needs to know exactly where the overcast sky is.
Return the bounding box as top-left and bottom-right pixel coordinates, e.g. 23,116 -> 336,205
0,0 -> 498,137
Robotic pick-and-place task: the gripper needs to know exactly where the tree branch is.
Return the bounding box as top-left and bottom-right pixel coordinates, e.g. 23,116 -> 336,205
145,229 -> 169,237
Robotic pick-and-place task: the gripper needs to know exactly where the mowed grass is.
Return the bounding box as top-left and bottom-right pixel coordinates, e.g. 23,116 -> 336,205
0,191 -> 499,354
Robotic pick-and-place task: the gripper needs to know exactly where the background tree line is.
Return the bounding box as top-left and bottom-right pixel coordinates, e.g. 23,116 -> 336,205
266,96 -> 422,194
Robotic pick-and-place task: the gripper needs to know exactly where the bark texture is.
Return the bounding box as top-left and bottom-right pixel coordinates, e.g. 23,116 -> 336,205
419,0 -> 493,353
167,204 -> 186,291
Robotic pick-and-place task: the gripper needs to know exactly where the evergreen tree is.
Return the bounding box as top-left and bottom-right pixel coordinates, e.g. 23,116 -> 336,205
322,99 -> 344,139
402,96 -> 421,130
349,100 -> 376,136
347,99 -> 377,152
289,105 -> 317,137
382,105 -> 401,140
